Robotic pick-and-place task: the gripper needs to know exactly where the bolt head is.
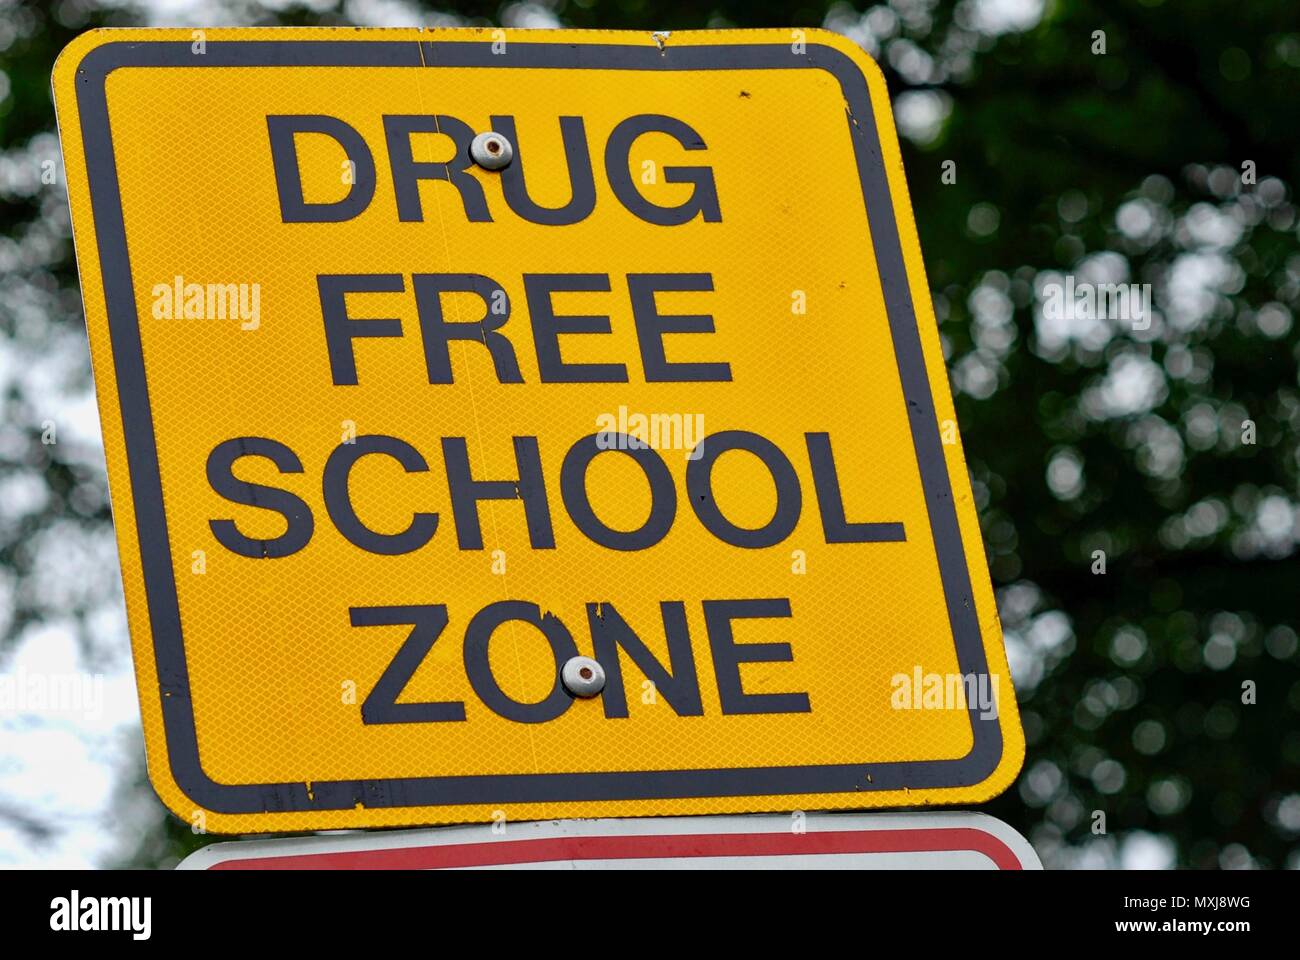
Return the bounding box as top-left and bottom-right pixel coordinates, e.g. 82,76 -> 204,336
561,656 -> 606,698
470,131 -> 513,170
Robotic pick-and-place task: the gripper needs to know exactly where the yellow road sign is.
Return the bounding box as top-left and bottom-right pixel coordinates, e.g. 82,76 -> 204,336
54,27 -> 1023,834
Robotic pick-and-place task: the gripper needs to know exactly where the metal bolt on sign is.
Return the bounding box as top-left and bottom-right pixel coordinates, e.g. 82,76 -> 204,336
470,131 -> 513,170
561,656 -> 606,698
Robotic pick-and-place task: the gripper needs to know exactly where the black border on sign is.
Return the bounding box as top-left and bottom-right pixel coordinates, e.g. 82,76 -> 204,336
72,38 -> 1003,815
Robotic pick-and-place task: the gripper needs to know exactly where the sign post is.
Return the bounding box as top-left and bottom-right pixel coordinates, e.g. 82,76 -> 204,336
55,27 -> 1023,835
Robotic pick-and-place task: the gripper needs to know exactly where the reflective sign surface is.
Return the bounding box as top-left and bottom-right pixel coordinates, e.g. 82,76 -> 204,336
54,28 -> 1023,833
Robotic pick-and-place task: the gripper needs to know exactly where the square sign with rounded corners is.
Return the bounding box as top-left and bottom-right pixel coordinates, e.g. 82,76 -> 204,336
53,27 -> 1023,834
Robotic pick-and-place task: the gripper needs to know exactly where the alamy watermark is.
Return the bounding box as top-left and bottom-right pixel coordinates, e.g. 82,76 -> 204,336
0,667 -> 104,719
595,405 -> 705,460
890,666 -> 1000,720
50,891 -> 151,940
151,274 -> 261,330
1040,275 -> 1152,330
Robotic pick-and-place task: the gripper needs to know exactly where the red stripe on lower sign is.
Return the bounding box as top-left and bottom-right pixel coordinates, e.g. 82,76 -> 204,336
209,827 -> 1022,870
